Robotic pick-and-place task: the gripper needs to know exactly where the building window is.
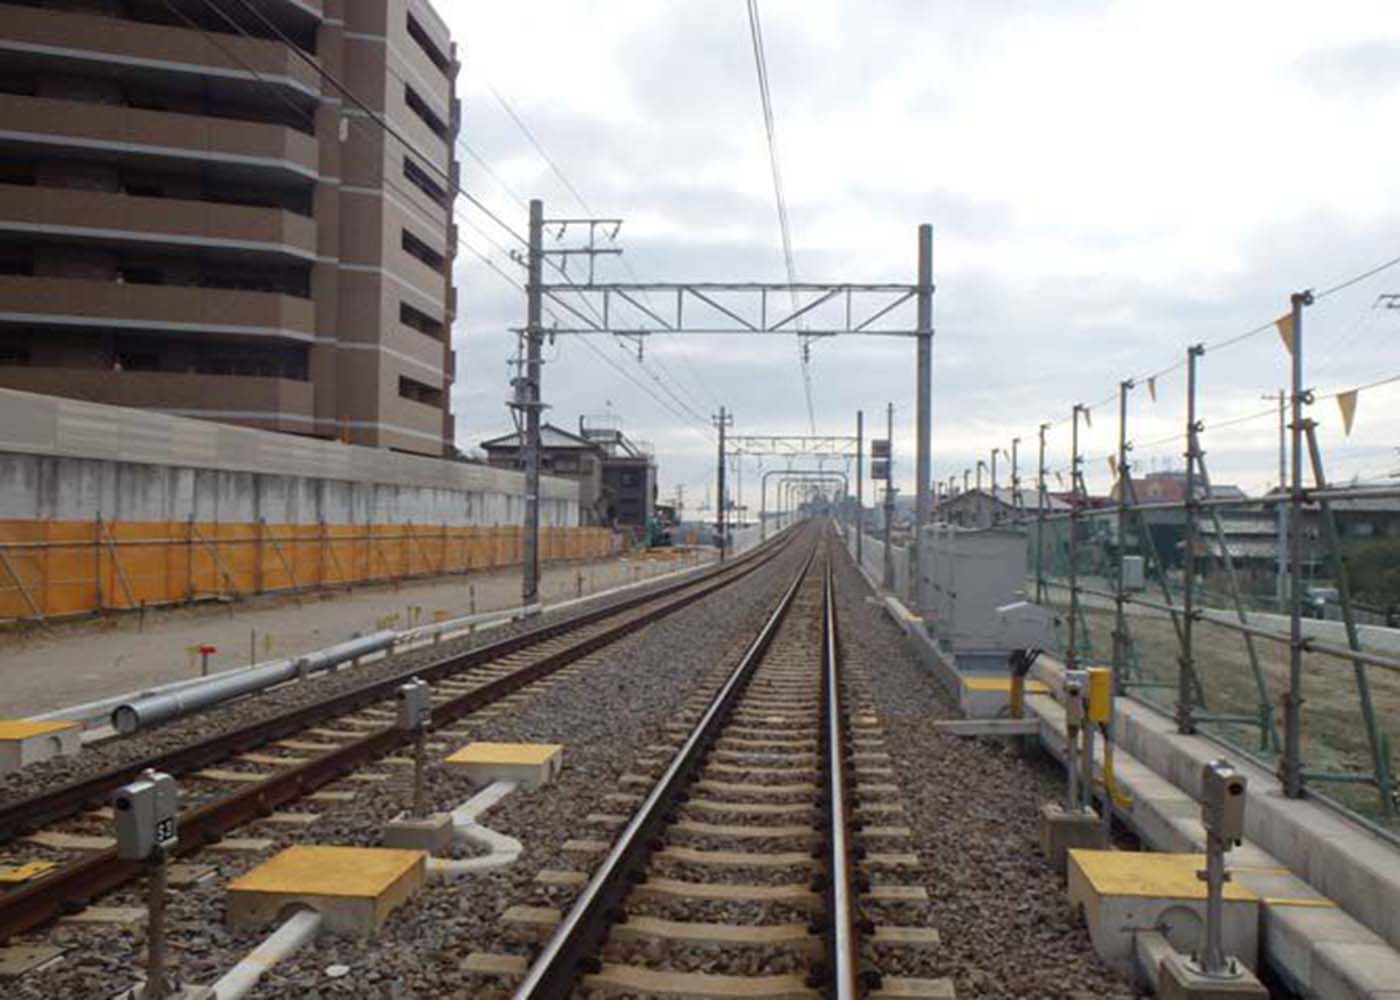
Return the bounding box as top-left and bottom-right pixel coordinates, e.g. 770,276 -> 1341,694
398,375 -> 443,408
404,83 -> 448,140
115,352 -> 160,371
400,302 -> 445,341
406,13 -> 452,76
0,347 -> 30,365
402,229 -> 445,273
403,156 -> 449,207
118,266 -> 163,285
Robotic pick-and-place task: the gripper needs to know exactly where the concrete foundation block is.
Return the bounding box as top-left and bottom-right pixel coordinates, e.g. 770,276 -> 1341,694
1067,850 -> 1259,980
227,845 -> 426,938
0,720 -> 81,774
383,812 -> 453,855
1040,801 -> 1107,875
1158,952 -> 1267,1000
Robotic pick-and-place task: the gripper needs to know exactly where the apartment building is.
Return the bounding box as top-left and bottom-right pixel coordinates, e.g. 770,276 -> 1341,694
0,0 -> 459,456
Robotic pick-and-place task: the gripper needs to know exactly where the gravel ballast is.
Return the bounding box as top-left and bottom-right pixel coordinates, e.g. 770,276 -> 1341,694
6,531 -> 814,998
830,539 -> 1138,998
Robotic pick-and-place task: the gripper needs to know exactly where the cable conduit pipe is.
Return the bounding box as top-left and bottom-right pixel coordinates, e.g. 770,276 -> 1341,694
110,631 -> 398,733
208,906 -> 323,999
427,779 -> 522,879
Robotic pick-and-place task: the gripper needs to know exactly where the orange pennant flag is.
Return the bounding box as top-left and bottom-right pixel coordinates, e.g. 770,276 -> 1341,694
1276,313 -> 1295,355
1108,454 -> 1118,475
1147,376 -> 1157,402
1083,407 -> 1093,428
1337,390 -> 1359,435
1054,471 -> 1065,488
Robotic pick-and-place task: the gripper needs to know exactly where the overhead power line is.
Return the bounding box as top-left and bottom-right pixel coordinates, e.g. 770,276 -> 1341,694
745,0 -> 816,434
200,0 -> 712,434
488,83 -> 721,420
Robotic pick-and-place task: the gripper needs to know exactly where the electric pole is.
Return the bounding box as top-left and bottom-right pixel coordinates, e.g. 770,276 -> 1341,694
883,402 -> 895,590
856,410 -> 864,568
915,224 -> 934,535
714,407 -> 732,559
521,198 -> 545,608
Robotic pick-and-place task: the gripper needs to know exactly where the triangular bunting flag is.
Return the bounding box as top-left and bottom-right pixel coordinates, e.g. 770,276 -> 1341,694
1083,407 -> 1092,428
1147,377 -> 1157,402
1054,471 -> 1064,487
1276,313 -> 1295,355
1337,390 -> 1359,435
1108,454 -> 1118,477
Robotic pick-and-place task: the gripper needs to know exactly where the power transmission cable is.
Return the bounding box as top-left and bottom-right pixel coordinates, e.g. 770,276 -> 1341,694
223,0 -> 528,249
234,0 -> 718,426
745,0 -> 816,434
197,0 -> 711,435
487,84 -> 721,416
173,0 -> 520,294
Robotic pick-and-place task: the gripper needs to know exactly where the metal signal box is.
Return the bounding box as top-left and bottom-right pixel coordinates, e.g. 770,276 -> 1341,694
1201,760 -> 1248,845
1086,668 -> 1114,724
113,769 -> 178,860
397,678 -> 432,732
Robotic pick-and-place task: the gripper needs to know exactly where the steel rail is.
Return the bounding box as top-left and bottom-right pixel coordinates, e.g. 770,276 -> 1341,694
512,541 -> 820,998
823,554 -> 861,998
0,531 -> 804,944
0,533 -> 792,846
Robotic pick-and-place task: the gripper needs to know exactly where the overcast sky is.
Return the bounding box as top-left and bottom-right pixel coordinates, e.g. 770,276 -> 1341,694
440,1 -> 1400,512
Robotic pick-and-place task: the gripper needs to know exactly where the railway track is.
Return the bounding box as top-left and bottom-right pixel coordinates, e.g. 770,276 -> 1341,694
0,527 -> 805,944
470,533 -> 950,998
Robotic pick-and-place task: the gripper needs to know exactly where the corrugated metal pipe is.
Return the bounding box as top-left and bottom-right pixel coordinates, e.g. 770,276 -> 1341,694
110,631 -> 397,734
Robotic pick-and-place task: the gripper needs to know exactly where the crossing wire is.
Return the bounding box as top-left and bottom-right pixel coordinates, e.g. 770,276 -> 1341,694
214,0 -> 713,433
487,84 -> 720,422
745,0 -> 817,434
185,0 -> 706,436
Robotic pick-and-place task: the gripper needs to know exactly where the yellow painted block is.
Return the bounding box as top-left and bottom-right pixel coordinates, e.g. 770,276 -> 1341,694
227,845 -> 426,937
229,845 -> 423,898
443,741 -> 564,789
0,720 -> 79,740
0,860 -> 58,884
444,742 -> 563,767
1069,850 -> 1255,901
962,678 -> 1050,694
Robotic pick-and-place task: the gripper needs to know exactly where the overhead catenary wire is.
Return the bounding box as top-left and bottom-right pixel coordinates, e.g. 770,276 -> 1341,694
744,0 -> 817,434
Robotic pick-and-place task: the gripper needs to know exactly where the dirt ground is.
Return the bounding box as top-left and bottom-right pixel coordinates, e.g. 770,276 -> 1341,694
0,549 -> 710,716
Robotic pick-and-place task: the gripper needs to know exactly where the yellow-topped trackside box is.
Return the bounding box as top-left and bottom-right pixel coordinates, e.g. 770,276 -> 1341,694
443,741 -> 564,789
0,719 -> 81,774
1068,850 -> 1259,977
959,677 -> 1050,719
227,845 -> 426,937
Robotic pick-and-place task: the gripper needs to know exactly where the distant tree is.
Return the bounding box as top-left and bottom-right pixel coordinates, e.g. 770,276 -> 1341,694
1345,540 -> 1400,608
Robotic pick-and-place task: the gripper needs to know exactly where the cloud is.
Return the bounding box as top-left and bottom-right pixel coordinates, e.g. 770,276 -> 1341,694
441,0 -> 1400,506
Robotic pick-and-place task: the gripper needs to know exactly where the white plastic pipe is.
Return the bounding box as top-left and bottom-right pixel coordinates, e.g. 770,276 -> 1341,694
427,779 -> 522,879
210,906 -> 322,999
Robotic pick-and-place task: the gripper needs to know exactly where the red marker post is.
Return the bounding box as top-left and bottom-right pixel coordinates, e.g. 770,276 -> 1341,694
198,645 -> 217,677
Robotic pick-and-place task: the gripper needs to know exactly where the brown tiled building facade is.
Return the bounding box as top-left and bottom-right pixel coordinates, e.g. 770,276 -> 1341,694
0,0 -> 459,456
